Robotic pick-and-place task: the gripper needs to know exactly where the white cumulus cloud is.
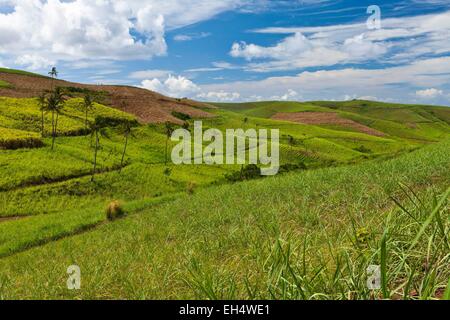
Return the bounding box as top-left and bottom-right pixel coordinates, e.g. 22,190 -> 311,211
200,56 -> 450,104
14,54 -> 55,71
197,91 -> 241,102
230,31 -> 387,71
271,89 -> 301,101
0,0 -> 249,70
416,88 -> 444,99
129,69 -> 172,80
141,75 -> 201,98
231,10 -> 450,72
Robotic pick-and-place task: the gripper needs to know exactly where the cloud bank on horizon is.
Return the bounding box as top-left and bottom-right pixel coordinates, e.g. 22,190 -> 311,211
0,0 -> 450,105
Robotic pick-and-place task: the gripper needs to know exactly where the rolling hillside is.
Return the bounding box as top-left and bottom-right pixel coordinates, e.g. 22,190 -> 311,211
0,69 -> 449,300
214,100 -> 450,143
0,137 -> 448,299
0,68 -> 215,125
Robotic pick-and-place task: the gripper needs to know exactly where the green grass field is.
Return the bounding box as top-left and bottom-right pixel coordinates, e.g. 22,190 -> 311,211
0,138 -> 448,299
0,97 -> 135,137
0,95 -> 449,300
215,100 -> 450,142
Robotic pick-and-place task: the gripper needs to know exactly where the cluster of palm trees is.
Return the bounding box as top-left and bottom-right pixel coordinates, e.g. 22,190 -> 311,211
38,67 -> 133,181
38,69 -> 67,150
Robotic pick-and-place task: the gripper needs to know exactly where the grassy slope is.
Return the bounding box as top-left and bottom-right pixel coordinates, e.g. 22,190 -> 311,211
0,96 -> 136,151
0,96 -> 448,299
0,139 -> 448,299
0,98 -> 448,257
215,100 -> 450,143
207,109 -> 421,161
0,97 -> 135,137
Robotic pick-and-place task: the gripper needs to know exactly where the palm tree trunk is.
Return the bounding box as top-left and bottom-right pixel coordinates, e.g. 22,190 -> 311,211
51,110 -> 55,150
120,133 -> 129,172
41,110 -> 45,137
91,130 -> 99,182
85,109 -> 88,129
165,137 -> 168,166
52,112 -> 59,150
55,112 -> 59,135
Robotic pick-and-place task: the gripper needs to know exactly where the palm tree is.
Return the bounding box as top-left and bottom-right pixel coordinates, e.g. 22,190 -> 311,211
37,92 -> 47,137
182,122 -> 190,131
88,118 -> 112,182
82,93 -> 94,130
119,122 -> 132,172
287,135 -> 295,146
45,87 -> 66,150
164,121 -> 174,166
89,119 -> 102,182
243,117 -> 249,128
48,67 -> 58,89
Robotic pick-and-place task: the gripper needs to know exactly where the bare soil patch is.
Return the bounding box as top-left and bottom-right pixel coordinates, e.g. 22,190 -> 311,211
0,216 -> 27,223
0,72 -> 216,124
272,112 -> 385,137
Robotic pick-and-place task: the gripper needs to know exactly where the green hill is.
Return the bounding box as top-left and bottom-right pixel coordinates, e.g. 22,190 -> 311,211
0,138 -> 448,299
0,97 -> 136,149
0,75 -> 449,300
214,100 -> 450,143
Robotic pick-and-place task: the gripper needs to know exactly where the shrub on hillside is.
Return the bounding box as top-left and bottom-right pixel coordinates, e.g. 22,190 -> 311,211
279,163 -> 307,173
164,167 -> 172,176
61,86 -> 108,102
94,115 -> 138,128
187,181 -> 197,195
225,163 -> 307,182
0,137 -> 44,150
171,111 -> 191,121
106,200 -> 126,221
354,145 -> 373,154
0,128 -> 44,150
225,164 -> 262,182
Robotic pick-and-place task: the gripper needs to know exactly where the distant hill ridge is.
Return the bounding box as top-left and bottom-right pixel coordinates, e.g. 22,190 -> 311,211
213,99 -> 450,142
0,68 -> 215,125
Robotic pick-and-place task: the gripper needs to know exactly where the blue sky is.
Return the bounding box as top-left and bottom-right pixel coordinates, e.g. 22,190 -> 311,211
1,0 -> 450,105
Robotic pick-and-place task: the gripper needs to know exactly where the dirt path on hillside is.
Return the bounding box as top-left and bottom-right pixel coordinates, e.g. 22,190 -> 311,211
0,216 -> 28,223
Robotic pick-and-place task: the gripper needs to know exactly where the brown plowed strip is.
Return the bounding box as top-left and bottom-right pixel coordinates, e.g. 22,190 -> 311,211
0,72 -> 216,124
0,216 -> 27,223
272,112 -> 385,137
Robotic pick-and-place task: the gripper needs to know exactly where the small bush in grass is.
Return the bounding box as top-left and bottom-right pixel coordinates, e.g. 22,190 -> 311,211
354,145 -> 373,154
171,111 -> 191,121
187,182 -> 197,195
0,137 -> 44,150
279,163 -> 307,173
106,200 -> 126,221
356,227 -> 371,246
163,167 -> 172,176
225,164 -> 262,182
